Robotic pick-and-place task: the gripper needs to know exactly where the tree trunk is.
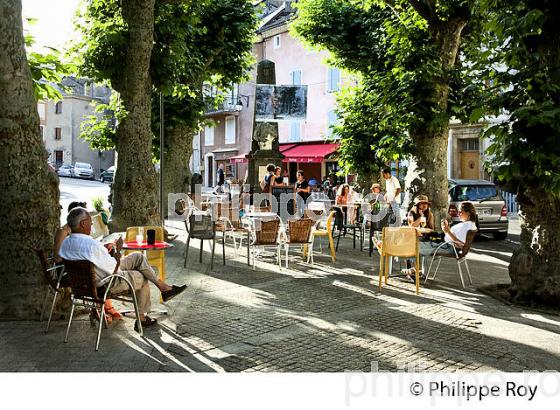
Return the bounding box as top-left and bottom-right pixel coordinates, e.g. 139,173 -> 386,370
0,0 -> 60,319
409,130 -> 450,227
109,0 -> 159,232
409,19 -> 467,227
509,188 -> 560,305
163,124 -> 193,215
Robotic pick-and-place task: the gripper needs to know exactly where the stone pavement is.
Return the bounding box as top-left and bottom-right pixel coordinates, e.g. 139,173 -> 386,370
1,222 -> 559,372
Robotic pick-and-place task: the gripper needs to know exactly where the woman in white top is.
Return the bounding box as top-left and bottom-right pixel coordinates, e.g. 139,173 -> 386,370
419,201 -> 479,257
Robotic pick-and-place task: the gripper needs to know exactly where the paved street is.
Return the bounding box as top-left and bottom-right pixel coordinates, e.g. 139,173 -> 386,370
59,176 -> 110,223
2,180 -> 558,372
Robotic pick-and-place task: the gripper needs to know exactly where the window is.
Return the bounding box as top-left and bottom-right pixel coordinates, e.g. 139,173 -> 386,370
204,125 -> 214,146
327,68 -> 341,92
327,110 -> 338,137
225,117 -> 236,144
289,121 -> 301,142
274,35 -> 281,49
37,103 -> 46,120
450,185 -> 499,202
461,138 -> 480,151
290,70 -> 302,86
39,125 -> 44,138
54,127 -> 62,140
55,101 -> 62,114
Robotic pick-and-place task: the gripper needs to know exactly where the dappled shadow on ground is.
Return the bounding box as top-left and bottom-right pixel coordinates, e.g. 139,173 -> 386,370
4,226 -> 557,372
154,232 -> 560,372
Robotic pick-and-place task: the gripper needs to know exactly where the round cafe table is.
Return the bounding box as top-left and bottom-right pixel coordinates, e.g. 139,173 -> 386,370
122,240 -> 173,252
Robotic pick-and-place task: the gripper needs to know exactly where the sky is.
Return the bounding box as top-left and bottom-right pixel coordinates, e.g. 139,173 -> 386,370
22,0 -> 82,52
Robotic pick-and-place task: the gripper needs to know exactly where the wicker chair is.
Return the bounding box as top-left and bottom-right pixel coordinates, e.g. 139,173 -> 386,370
35,249 -> 68,333
379,227 -> 421,295
184,213 -> 223,270
309,210 -> 336,263
424,230 -> 477,288
62,259 -> 143,351
248,217 -> 282,270
283,218 -> 315,268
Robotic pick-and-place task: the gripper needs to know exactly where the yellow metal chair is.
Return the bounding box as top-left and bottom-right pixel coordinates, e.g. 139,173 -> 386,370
378,227 -> 420,294
124,226 -> 166,283
309,210 -> 336,262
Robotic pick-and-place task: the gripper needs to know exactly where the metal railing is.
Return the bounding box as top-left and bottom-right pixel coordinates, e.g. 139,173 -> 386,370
499,189 -> 518,214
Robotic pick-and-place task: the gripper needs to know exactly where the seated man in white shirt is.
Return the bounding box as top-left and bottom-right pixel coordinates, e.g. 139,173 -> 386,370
59,207 -> 187,330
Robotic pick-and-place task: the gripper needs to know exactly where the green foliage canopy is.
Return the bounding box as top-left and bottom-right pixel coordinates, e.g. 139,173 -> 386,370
474,0 -> 560,196
292,0 -> 482,178
75,0 -> 257,155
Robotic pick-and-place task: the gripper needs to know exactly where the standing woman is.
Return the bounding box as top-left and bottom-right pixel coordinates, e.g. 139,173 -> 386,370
273,166 -> 286,187
294,170 -> 311,217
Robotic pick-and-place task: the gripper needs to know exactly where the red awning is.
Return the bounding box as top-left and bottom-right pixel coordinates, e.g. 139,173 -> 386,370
281,143 -> 339,163
230,153 -> 248,164
279,144 -> 297,153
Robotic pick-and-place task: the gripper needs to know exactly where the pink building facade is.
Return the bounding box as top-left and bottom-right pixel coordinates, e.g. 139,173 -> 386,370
197,1 -> 345,187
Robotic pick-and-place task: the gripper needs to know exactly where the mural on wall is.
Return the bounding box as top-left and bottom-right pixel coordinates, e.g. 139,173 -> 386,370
255,85 -> 308,122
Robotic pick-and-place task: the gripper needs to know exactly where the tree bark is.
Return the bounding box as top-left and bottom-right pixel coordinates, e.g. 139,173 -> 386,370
109,0 -> 159,232
163,123 -> 193,215
0,0 -> 60,319
409,19 -> 467,227
509,187 -> 560,304
409,129 -> 450,226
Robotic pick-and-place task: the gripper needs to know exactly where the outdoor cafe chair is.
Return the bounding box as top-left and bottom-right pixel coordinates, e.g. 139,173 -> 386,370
248,217 -> 282,271
334,205 -> 364,251
184,213 -> 223,270
283,218 -> 315,268
378,227 -> 421,295
214,206 -> 250,253
61,259 -> 143,351
309,210 -> 336,263
125,226 -> 166,282
35,249 -> 69,333
424,230 -> 477,288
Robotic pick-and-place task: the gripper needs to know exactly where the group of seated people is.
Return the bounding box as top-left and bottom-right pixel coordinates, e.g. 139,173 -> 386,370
54,202 -> 187,330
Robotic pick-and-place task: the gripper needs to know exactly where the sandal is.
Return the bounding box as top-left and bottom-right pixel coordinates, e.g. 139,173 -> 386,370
134,316 -> 158,332
104,305 -> 123,320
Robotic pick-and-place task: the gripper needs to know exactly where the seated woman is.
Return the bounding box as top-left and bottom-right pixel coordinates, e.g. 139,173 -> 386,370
402,195 -> 435,275
54,201 -> 122,321
336,184 -> 359,224
407,195 -> 435,230
336,184 -> 351,205
403,202 -> 478,280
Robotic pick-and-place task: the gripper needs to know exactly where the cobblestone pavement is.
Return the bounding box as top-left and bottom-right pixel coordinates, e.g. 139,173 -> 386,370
1,222 -> 559,372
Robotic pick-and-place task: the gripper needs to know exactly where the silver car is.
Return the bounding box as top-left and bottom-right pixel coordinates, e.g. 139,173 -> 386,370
73,162 -> 95,180
57,164 -> 74,178
448,179 -> 508,240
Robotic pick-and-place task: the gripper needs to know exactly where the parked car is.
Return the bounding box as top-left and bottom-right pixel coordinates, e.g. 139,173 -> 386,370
448,179 -> 508,240
73,162 -> 95,180
99,166 -> 115,183
57,164 -> 74,178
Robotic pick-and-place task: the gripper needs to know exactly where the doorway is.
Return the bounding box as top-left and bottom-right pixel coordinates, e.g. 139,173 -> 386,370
54,150 -> 63,168
460,138 -> 480,179
205,154 -> 214,187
